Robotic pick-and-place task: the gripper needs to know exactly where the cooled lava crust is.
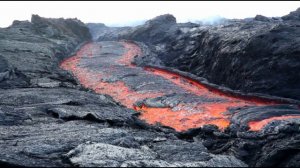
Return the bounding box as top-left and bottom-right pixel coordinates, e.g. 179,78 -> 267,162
60,41 -> 300,132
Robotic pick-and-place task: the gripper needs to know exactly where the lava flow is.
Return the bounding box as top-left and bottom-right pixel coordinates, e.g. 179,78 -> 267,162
248,115 -> 300,131
60,41 -> 299,132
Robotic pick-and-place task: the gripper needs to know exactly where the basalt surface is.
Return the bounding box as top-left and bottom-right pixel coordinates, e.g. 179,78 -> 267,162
60,40 -> 300,167
1,10 -> 300,167
84,9 -> 300,167
0,15 -> 248,167
92,9 -> 300,101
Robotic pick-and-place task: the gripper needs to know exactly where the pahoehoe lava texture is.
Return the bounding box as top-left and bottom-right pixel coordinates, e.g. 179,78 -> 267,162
2,8 -> 300,167
0,15 -> 248,167
61,41 -> 300,134
60,40 -> 300,167
91,10 -> 300,101
85,9 -> 300,167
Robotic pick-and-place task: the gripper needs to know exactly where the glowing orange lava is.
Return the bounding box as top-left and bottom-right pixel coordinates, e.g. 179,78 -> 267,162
135,103 -> 237,131
117,41 -> 141,67
60,41 -> 298,132
137,67 -> 270,131
60,42 -> 163,109
144,67 -> 279,105
248,115 -> 300,131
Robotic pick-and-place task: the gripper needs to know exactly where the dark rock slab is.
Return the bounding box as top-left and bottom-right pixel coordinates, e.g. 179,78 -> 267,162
66,141 -> 247,167
0,14 -> 91,89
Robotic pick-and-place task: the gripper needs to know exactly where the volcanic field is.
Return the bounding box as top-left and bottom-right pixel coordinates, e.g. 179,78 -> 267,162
60,41 -> 298,132
1,9 -> 300,167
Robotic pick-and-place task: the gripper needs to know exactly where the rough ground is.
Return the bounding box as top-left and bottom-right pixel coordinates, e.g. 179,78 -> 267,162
60,40 -> 300,167
0,15 -> 247,167
1,9 -> 300,167
85,8 -> 300,167
91,9 -> 300,101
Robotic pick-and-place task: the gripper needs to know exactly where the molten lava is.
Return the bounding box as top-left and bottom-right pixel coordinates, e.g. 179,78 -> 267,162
248,115 -> 300,131
135,103 -> 234,131
60,41 -> 299,132
144,67 -> 279,105
61,42 -> 163,109
117,41 -> 141,66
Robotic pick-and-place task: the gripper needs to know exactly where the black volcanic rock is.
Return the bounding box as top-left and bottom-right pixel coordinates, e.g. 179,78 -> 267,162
282,7 -> 300,20
86,10 -> 300,167
0,15 -> 248,167
2,8 -> 300,167
254,15 -> 271,22
31,15 -> 91,41
0,15 -> 91,89
103,11 -> 300,101
121,14 -> 179,44
87,23 -> 131,41
0,88 -> 246,167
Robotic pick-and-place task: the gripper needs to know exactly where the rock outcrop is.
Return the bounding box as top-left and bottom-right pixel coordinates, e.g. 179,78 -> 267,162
2,8 -> 300,167
97,10 -> 300,101
87,23 -> 131,41
66,141 -> 247,167
0,15 -> 91,89
87,9 -> 300,167
0,15 -> 247,167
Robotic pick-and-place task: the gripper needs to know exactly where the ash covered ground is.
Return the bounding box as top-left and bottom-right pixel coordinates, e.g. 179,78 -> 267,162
1,8 -> 300,167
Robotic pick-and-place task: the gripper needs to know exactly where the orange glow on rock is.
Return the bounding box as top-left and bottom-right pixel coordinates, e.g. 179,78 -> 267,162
61,42 -> 163,109
117,41 -> 141,67
248,115 -> 300,131
60,41 -> 297,132
137,67 -> 267,131
135,103 -> 236,131
144,67 -> 278,105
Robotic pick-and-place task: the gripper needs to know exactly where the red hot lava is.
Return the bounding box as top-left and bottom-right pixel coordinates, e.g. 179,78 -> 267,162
136,67 -> 273,131
60,42 -> 163,109
248,115 -> 300,131
60,41 -> 298,132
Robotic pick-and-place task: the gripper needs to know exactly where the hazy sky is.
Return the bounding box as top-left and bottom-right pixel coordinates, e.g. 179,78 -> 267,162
0,1 -> 300,27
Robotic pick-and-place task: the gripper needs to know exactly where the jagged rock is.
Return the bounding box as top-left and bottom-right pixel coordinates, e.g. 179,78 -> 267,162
0,14 -> 91,89
120,156 -> 247,167
0,107 -> 32,126
254,15 -> 271,22
231,104 -> 300,130
282,7 -> 300,20
66,142 -> 247,167
30,77 -> 61,88
0,88 -> 168,167
86,23 -> 131,41
47,105 -> 137,126
1,8 -> 300,168
100,11 -> 300,101
111,136 -> 141,148
31,14 -> 91,41
66,143 -> 157,167
86,9 -> 300,167
120,14 -> 179,45
151,140 -> 211,162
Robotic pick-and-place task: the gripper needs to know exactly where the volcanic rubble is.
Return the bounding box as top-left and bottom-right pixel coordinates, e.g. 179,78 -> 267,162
0,15 -> 248,168
87,9 -> 300,167
0,8 -> 300,167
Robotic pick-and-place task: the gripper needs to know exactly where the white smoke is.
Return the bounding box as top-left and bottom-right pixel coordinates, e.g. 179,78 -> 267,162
105,20 -> 146,27
190,15 -> 227,25
1,1 -> 300,28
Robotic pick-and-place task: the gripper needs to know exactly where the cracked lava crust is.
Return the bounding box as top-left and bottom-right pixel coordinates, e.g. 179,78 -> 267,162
60,41 -> 300,132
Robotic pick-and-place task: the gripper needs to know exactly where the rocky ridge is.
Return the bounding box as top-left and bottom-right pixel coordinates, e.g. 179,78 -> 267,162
1,8 -> 300,167
0,15 -> 248,167
91,10 -> 300,101
86,8 -> 300,167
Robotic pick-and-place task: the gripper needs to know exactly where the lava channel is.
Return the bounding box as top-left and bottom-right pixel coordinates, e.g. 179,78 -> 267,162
60,41 -> 299,132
